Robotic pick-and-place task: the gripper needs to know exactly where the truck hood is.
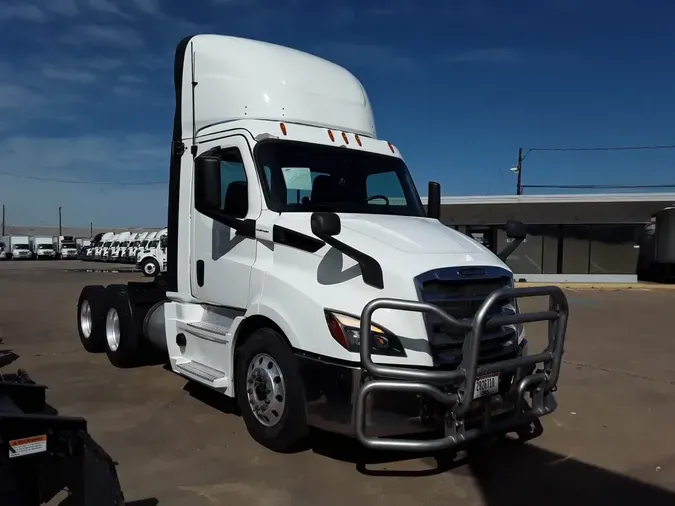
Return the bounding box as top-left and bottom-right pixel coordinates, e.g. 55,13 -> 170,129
274,213 -> 490,255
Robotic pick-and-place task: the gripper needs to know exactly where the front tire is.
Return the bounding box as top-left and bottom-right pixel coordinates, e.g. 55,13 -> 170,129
140,258 -> 160,277
235,328 -> 309,452
77,285 -> 107,352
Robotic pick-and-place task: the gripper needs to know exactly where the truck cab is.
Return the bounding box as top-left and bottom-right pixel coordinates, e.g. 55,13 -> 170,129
136,229 -> 167,277
9,236 -> 33,260
76,34 -> 568,455
110,231 -> 131,262
34,237 -> 57,259
58,236 -> 78,259
93,232 -> 114,260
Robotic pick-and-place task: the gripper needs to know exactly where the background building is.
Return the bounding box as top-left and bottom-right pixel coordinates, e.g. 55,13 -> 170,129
424,193 -> 675,282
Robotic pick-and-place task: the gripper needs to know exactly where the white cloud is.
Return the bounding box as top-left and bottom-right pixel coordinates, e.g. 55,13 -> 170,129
0,84 -> 47,109
82,57 -> 125,71
0,134 -> 169,227
63,24 -> 145,48
129,0 -> 162,14
0,2 -> 46,22
45,0 -> 80,16
446,47 -> 523,65
86,0 -> 128,17
42,66 -> 97,84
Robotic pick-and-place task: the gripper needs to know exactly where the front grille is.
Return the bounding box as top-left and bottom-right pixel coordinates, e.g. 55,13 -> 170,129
415,267 -> 517,367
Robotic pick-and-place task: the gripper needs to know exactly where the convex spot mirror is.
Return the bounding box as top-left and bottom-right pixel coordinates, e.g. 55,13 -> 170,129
505,220 -> 527,240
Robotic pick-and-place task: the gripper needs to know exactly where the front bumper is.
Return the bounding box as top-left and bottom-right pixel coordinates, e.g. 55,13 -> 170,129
298,286 -> 568,452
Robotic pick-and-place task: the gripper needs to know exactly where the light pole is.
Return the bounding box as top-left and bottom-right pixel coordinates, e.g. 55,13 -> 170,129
58,206 -> 62,236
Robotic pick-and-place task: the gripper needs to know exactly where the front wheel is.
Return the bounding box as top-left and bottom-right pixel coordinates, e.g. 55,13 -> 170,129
235,328 -> 309,452
140,258 -> 160,277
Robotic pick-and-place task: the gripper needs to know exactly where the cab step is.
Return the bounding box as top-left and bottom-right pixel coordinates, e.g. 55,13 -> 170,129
174,359 -> 228,388
185,321 -> 229,343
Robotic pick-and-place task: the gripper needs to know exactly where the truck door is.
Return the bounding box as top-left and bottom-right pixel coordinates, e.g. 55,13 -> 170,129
191,135 -> 261,309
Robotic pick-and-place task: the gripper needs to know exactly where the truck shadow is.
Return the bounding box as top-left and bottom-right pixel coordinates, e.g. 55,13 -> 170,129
311,430 -> 675,506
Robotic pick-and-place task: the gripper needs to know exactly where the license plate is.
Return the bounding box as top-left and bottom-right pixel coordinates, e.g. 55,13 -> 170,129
473,373 -> 499,399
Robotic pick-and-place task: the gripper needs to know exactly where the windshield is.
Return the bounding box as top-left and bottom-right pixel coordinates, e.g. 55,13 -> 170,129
38,244 -> 53,249
255,140 -> 425,217
15,244 -> 29,249
140,240 -> 149,247
103,242 -> 112,247
148,240 -> 159,247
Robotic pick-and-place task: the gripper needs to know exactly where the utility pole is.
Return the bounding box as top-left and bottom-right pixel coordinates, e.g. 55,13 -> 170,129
90,222 -> 93,236
58,206 -> 62,236
1,204 -> 5,235
516,147 -> 524,195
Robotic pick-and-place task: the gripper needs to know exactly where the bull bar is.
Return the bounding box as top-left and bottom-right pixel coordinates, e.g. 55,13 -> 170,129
355,285 -> 569,452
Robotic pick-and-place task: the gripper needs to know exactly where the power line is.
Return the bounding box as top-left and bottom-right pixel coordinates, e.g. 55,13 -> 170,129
0,170 -> 167,185
529,143 -> 675,152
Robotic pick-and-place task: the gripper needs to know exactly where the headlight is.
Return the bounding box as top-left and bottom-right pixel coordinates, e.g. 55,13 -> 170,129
504,277 -> 524,344
324,311 -> 406,357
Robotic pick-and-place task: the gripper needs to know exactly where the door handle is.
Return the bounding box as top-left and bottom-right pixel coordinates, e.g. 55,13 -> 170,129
196,260 -> 205,287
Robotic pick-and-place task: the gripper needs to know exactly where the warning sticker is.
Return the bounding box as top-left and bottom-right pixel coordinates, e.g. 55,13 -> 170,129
8,434 -> 47,459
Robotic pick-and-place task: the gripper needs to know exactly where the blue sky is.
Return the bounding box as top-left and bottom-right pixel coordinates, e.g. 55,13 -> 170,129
1,0 -> 674,227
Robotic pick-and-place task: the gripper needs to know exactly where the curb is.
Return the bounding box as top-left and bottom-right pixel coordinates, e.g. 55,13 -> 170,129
62,268 -> 140,273
515,282 -> 675,291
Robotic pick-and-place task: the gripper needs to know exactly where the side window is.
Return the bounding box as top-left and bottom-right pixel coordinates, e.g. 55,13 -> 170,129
218,148 -> 248,218
366,171 -> 406,206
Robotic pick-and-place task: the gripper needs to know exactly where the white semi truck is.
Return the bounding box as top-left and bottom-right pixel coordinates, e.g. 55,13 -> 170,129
92,232 -> 114,260
76,34 -> 568,454
34,236 -> 58,260
136,229 -> 167,277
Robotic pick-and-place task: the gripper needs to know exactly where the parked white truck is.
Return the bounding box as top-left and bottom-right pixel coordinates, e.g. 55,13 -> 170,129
8,236 -> 33,260
58,236 -> 78,259
76,35 -> 568,454
136,229 -> 167,277
110,231 -> 131,262
92,232 -> 114,260
124,232 -> 148,264
34,236 -> 58,260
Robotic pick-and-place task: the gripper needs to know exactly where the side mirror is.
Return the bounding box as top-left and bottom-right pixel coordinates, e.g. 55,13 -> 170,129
194,156 -> 222,211
427,181 -> 441,220
505,220 -> 527,240
311,212 -> 341,237
497,220 -> 527,261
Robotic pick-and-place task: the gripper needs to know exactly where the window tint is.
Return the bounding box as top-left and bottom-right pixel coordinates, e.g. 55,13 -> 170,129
218,148 -> 248,218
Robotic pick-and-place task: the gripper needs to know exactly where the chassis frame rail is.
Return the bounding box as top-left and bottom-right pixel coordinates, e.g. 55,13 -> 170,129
355,285 -> 569,452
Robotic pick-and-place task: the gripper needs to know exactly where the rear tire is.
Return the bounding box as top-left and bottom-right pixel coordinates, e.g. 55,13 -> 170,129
235,328 -> 309,452
77,285 -> 107,352
141,258 -> 160,277
103,285 -> 142,368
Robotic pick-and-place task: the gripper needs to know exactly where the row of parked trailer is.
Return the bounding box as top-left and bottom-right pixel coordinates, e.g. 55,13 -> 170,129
0,235 -> 81,260
80,229 -> 168,277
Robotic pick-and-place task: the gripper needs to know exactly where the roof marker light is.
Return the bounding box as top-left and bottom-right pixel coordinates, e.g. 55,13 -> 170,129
341,132 -> 349,144
388,142 -> 395,153
280,122 -> 287,135
355,134 -> 362,146
328,130 -> 335,142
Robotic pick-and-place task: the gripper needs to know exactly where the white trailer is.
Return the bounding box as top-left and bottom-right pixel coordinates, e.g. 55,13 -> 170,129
76,34 -> 569,454
33,236 -> 58,260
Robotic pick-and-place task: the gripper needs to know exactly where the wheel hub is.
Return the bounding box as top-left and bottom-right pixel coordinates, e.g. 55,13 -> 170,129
246,353 -> 285,427
80,300 -> 92,338
105,308 -> 121,352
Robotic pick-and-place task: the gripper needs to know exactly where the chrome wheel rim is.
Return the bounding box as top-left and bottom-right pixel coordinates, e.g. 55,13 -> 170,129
144,262 -> 156,275
106,308 -> 121,352
80,300 -> 92,339
246,353 -> 286,427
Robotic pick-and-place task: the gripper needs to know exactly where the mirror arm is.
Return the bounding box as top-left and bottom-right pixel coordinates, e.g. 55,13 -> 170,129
496,237 -> 524,261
